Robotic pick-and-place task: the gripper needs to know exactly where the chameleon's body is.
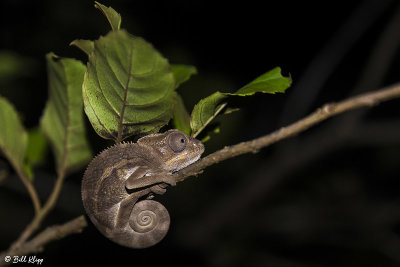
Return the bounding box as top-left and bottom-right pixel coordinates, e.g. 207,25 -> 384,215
82,129 -> 204,248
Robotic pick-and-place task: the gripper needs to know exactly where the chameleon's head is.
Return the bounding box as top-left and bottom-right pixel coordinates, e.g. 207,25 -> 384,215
137,129 -> 205,172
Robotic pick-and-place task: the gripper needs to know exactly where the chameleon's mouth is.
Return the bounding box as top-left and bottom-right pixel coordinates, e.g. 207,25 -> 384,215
185,154 -> 202,168
196,143 -> 205,155
170,154 -> 202,173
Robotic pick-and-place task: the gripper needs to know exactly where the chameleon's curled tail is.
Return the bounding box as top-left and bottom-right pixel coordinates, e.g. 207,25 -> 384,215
108,200 -> 170,249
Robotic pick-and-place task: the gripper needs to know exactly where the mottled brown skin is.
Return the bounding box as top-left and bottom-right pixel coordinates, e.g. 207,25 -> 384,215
82,129 -> 204,248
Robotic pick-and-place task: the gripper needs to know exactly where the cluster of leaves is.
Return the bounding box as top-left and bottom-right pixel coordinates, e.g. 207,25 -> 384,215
0,53 -> 92,181
72,2 -> 291,142
0,2 -> 291,181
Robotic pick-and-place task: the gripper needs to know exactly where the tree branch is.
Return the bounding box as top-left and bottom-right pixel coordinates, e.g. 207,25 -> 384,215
9,171 -> 67,251
173,82 -> 400,182
0,216 -> 87,267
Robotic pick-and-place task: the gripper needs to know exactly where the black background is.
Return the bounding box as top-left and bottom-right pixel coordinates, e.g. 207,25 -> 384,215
1,0 -> 400,266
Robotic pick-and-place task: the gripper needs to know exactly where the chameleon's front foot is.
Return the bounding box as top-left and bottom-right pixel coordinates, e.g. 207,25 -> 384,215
150,185 -> 167,195
149,175 -> 176,195
160,174 -> 176,187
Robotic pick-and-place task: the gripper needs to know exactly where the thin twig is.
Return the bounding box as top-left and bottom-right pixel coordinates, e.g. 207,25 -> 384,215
10,171 -> 67,251
0,148 -> 41,214
173,83 -> 400,182
14,167 -> 41,215
0,216 -> 87,267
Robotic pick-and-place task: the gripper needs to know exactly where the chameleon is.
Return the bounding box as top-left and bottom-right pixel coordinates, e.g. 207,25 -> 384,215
81,129 -> 204,248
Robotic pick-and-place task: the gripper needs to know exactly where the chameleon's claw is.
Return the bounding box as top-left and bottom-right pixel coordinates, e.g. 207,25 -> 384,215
146,193 -> 155,199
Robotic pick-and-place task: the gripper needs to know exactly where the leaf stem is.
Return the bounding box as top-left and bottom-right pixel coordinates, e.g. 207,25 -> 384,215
192,103 -> 227,138
15,169 -> 41,215
0,145 -> 41,214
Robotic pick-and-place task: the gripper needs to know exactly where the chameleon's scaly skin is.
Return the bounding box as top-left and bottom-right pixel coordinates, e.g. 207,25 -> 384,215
81,129 -> 204,248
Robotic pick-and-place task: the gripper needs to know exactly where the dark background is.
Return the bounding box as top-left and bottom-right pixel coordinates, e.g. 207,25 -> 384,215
1,0 -> 400,266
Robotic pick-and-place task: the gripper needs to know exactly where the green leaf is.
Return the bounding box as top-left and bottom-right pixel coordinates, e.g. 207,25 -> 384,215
190,67 -> 291,137
40,53 -> 92,174
0,96 -> 30,178
95,1 -> 122,31
70,39 -> 94,56
83,29 -> 176,141
190,91 -> 227,137
171,64 -> 197,89
172,94 -> 191,135
25,128 -> 48,166
234,67 -> 291,95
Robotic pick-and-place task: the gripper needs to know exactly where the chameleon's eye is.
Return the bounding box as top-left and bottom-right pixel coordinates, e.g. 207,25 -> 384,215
168,132 -> 187,153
